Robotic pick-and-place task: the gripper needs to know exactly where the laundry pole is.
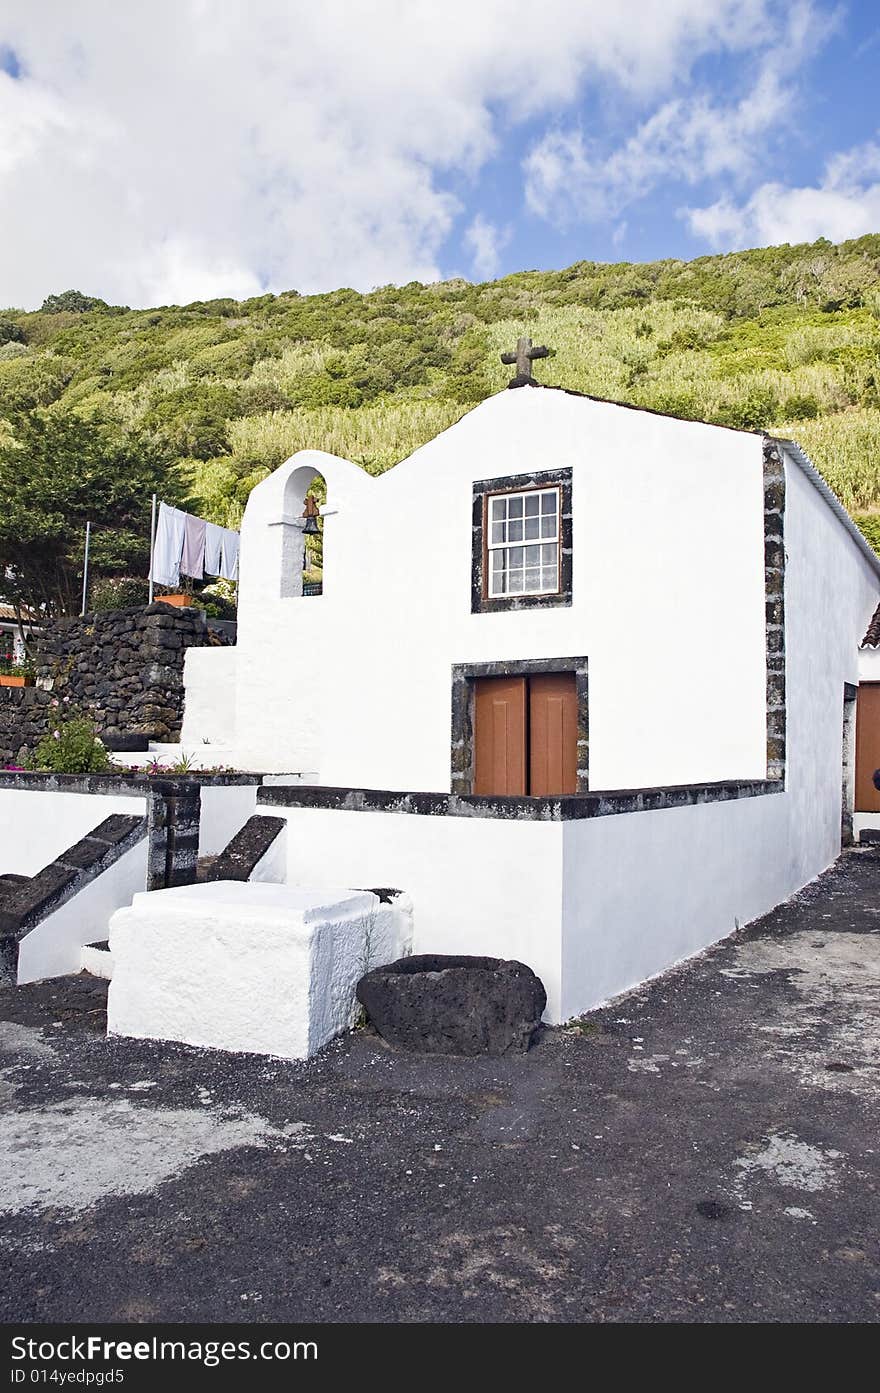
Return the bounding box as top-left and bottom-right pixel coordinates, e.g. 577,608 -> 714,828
80,521 -> 91,617
148,493 -> 157,603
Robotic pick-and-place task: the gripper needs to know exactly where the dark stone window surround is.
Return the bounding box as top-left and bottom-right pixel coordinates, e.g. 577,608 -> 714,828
471,468 -> 573,614
450,656 -> 589,796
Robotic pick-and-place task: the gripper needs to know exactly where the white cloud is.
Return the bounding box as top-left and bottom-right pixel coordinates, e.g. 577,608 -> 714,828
523,0 -> 837,229
683,139 -> 880,248
0,1 -> 825,308
463,214 -> 511,279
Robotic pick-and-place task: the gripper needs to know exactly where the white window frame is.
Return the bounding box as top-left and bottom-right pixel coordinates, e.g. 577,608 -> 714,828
486,486 -> 561,599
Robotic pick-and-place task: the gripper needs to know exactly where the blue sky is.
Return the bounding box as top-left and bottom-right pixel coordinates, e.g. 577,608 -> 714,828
468,1 -> 880,276
0,1 -> 878,309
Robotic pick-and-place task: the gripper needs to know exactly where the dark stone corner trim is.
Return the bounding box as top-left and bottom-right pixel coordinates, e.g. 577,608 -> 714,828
763,437 -> 787,784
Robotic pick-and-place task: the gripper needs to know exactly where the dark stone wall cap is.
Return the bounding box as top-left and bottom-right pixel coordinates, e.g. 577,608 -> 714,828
257,778 -> 783,821
0,770 -> 263,796
207,814 -> 286,882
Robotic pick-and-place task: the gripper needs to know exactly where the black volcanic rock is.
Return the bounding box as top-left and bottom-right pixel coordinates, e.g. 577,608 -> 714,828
356,954 -> 546,1056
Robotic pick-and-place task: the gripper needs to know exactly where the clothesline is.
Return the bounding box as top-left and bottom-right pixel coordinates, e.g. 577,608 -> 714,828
149,500 -> 239,591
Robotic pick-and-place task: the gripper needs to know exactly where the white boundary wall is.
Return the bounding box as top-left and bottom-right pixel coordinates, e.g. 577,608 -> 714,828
273,807 -> 565,1018
198,784 -> 260,857
0,789 -> 147,876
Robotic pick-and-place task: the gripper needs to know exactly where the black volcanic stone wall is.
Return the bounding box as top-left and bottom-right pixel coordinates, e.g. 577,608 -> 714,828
0,603 -> 216,765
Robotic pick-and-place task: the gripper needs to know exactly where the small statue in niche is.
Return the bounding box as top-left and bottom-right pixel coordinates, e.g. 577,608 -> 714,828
302,495 -> 320,534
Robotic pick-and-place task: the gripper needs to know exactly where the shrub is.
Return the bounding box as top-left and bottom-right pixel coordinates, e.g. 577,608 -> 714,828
90,576 -> 151,611
0,318 -> 24,347
29,704 -> 112,774
198,590 -> 237,620
853,513 -> 880,556
781,394 -> 820,420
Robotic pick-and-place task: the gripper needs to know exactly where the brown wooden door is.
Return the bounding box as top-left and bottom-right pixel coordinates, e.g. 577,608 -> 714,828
474,676 -> 527,795
529,672 -> 578,796
855,683 -> 880,811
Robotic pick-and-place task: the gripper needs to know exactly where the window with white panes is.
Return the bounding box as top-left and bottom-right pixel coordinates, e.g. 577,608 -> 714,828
487,488 -> 560,597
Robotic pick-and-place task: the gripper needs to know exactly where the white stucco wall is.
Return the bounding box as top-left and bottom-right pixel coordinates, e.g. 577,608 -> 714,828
16,838 -> 148,984
180,647 -> 238,749
206,390 -> 769,788
272,805 -> 565,1019
0,789 -> 147,876
198,784 -> 260,857
558,448 -> 880,1016
858,645 -> 880,681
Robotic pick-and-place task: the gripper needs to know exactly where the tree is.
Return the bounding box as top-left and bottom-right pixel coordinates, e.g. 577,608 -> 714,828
0,410 -> 176,618
39,290 -> 109,314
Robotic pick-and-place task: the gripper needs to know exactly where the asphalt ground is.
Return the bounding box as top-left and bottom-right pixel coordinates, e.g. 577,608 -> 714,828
1,848 -> 878,1323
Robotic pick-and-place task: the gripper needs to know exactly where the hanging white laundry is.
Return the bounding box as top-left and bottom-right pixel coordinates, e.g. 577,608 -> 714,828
180,514 -> 207,580
220,528 -> 239,582
204,521 -> 224,576
149,503 -> 186,588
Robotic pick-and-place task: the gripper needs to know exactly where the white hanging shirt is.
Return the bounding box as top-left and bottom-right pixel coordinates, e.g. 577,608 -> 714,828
180,514 -> 207,580
149,503 -> 186,588
220,528 -> 239,581
204,521 -> 224,576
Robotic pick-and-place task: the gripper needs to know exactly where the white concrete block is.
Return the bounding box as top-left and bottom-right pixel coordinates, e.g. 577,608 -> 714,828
107,881 -> 410,1060
80,944 -> 114,980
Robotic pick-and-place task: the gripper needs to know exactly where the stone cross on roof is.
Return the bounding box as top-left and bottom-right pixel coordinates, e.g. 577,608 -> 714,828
500,335 -> 550,388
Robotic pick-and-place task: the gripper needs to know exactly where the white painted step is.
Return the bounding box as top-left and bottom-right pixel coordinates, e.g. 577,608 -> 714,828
81,943 -> 114,980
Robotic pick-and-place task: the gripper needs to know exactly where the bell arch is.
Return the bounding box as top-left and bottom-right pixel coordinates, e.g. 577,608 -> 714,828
280,464 -> 325,599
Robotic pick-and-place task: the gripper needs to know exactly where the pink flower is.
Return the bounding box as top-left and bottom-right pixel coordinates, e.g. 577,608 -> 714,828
50,699 -> 59,708
63,696 -> 71,705
52,730 -> 60,740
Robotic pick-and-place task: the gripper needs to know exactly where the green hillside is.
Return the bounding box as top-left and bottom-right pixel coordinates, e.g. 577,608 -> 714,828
2,235 -> 880,611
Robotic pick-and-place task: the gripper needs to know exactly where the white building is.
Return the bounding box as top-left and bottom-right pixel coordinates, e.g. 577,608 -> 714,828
180,376 -> 880,1021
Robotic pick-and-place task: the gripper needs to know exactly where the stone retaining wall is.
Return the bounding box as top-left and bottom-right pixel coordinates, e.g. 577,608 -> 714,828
0,604 -> 217,765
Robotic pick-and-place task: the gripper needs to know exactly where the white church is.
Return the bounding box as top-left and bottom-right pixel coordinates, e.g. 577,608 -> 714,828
5,340 -> 879,1049
172,341 -> 879,1022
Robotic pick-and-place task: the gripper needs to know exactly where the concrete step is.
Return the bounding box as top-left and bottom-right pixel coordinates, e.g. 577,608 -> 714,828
81,941 -> 114,980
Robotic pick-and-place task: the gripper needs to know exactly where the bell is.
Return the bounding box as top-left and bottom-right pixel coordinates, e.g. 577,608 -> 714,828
302,514 -> 319,536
